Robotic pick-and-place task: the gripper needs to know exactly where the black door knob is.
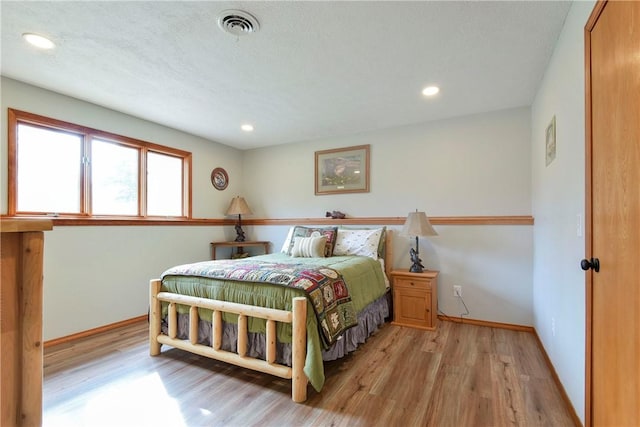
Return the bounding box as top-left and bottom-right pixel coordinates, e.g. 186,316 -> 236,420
581,258 -> 600,272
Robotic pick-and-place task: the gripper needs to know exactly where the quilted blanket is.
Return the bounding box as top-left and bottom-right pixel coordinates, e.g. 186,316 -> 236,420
162,259 -> 358,346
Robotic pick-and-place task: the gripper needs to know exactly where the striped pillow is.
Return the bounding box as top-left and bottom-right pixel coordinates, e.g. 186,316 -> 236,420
286,226 -> 338,257
291,235 -> 327,258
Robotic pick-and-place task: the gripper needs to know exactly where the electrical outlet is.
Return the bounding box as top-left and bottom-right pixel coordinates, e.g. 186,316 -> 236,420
453,285 -> 462,297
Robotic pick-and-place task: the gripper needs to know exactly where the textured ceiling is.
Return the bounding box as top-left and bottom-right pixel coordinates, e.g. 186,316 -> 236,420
1,1 -> 571,150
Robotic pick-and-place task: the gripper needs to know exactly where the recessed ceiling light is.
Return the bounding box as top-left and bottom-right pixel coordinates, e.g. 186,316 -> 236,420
241,124 -> 254,132
422,86 -> 440,97
22,33 -> 55,49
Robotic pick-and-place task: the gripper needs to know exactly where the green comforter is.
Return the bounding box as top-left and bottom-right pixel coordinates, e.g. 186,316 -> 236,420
160,253 -> 388,392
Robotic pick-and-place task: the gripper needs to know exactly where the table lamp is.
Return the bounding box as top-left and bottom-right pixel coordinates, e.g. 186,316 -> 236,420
400,210 -> 438,273
226,196 -> 252,242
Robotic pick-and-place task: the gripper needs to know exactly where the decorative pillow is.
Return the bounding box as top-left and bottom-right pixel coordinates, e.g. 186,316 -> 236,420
333,227 -> 385,259
280,226 -> 295,253
291,235 -> 327,258
286,226 -> 338,257
339,226 -> 387,258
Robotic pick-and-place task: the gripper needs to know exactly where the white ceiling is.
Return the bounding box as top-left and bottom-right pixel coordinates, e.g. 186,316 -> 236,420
1,1 -> 571,150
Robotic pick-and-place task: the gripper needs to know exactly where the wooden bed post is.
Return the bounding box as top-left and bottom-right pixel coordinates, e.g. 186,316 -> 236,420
168,302 -> 177,338
237,314 -> 248,357
189,306 -> 199,345
266,320 -> 276,364
385,229 -> 393,277
149,279 -> 162,356
291,297 -> 308,402
212,310 -> 222,350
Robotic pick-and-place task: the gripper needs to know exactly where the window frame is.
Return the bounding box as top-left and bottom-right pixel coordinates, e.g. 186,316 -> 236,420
7,109 -> 192,220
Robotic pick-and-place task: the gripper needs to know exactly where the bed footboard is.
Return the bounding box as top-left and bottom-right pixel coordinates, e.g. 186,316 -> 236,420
149,279 -> 308,402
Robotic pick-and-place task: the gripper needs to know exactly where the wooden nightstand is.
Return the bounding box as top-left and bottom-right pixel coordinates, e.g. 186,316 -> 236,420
390,269 -> 438,331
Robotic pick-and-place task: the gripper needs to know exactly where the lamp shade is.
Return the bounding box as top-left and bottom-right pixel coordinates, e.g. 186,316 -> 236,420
400,211 -> 438,237
225,196 -> 252,216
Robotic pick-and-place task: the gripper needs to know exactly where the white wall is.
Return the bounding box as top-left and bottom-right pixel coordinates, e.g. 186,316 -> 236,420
531,1 -> 595,423
42,226 -> 217,340
2,83 -> 534,339
245,108 -> 534,326
1,77 -> 244,339
243,108 -> 531,217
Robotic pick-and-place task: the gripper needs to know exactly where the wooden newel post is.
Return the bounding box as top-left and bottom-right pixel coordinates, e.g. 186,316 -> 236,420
291,297 -> 308,402
1,219 -> 52,426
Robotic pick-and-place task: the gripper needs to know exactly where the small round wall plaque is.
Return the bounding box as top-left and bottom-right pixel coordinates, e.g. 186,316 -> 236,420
211,167 -> 229,190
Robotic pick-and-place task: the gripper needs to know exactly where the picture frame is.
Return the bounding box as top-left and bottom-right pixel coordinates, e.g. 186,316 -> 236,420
211,167 -> 229,190
315,144 -> 370,195
545,115 -> 556,167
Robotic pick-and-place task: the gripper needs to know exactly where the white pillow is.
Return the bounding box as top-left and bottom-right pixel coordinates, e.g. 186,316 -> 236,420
333,228 -> 384,259
280,226 -> 295,253
291,235 -> 327,258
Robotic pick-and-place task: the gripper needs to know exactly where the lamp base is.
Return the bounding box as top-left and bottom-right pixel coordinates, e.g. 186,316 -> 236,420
409,263 -> 424,273
408,237 -> 425,273
234,224 -> 246,242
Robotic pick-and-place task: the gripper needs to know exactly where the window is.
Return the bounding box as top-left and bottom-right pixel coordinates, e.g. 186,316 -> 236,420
8,109 -> 192,219
91,139 -> 139,215
16,123 -> 83,213
147,151 -> 184,216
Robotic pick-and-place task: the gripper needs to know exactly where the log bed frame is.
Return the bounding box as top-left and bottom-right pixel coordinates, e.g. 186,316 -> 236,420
149,282 -> 309,401
149,230 -> 392,403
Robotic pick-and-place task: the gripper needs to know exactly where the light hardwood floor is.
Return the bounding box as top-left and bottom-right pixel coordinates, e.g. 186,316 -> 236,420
43,320 -> 577,426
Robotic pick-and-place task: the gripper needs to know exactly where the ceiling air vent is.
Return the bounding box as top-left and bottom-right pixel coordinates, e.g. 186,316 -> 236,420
218,10 -> 260,36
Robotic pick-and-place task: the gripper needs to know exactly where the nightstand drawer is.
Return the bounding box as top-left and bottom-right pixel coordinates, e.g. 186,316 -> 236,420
394,277 -> 431,291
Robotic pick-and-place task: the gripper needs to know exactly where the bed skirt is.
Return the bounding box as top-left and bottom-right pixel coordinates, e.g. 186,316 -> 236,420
162,292 -> 389,365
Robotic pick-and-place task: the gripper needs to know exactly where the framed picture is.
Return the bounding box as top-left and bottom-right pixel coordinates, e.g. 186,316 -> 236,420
211,167 -> 228,190
315,144 -> 370,195
545,116 -> 556,167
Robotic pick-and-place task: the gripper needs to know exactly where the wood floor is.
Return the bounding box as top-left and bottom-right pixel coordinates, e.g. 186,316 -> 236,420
43,320 -> 577,426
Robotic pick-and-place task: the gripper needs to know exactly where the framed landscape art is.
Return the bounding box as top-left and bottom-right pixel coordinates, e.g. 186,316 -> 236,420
315,144 -> 370,195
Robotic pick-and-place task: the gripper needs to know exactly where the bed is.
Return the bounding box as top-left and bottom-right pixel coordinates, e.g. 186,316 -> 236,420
149,226 -> 392,402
